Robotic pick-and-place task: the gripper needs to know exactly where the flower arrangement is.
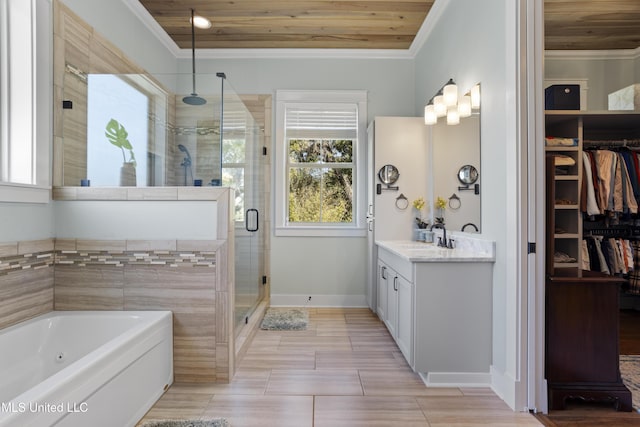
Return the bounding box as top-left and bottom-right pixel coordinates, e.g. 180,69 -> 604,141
413,197 -> 429,229
435,196 -> 446,224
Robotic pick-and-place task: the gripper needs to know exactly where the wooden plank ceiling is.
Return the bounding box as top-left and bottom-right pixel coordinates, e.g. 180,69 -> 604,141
138,0 -> 434,49
138,0 -> 640,50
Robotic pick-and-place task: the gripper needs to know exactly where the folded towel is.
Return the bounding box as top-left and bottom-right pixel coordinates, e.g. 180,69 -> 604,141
546,137 -> 578,146
554,155 -> 576,166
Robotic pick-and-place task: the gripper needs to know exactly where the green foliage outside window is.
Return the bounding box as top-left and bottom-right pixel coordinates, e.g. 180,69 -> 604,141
288,139 -> 353,223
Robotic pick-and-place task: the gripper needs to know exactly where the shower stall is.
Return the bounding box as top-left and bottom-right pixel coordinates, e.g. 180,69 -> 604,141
58,69 -> 266,334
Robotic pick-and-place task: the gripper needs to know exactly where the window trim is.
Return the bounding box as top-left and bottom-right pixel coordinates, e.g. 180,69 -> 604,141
274,90 -> 367,237
0,0 -> 52,203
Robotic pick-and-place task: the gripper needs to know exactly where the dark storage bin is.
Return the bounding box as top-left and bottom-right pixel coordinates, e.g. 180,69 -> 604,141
545,84 -> 580,110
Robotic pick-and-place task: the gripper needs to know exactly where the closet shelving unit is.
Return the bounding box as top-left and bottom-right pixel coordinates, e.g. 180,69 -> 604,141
544,110 -> 640,412
545,111 -> 583,275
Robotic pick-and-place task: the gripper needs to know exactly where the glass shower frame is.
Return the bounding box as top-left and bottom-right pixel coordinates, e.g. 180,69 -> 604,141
57,70 -> 265,335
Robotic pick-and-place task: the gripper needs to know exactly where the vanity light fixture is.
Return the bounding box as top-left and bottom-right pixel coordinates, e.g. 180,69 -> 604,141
424,79 -> 480,126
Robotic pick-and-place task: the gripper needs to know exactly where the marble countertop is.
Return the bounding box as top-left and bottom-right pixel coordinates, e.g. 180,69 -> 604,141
376,236 -> 495,263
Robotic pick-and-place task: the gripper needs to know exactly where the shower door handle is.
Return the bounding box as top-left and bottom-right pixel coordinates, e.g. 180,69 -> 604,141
246,209 -> 259,232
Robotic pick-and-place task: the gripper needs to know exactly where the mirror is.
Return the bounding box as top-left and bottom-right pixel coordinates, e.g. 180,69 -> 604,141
378,164 -> 399,185
457,165 -> 478,185
431,87 -> 481,233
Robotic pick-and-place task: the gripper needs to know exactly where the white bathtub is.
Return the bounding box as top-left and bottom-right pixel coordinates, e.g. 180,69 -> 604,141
0,311 -> 173,427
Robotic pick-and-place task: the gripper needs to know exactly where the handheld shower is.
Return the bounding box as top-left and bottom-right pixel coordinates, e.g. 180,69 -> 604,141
178,144 -> 194,185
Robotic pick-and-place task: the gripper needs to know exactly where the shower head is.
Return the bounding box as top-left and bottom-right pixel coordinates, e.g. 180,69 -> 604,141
182,94 -> 207,105
183,8 -> 207,106
178,144 -> 192,161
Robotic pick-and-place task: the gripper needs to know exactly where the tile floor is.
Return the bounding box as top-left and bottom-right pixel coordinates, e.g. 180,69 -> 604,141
138,308 -> 541,426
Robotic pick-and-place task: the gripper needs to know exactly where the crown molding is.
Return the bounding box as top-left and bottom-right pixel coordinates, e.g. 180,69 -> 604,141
121,0 -> 181,57
175,48 -> 415,60
408,0 -> 449,57
545,47 -> 640,61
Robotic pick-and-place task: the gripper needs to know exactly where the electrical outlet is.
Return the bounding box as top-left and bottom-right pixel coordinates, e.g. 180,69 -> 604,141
307,296 -> 312,302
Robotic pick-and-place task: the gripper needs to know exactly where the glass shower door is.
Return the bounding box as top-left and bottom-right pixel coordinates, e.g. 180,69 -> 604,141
221,81 -> 265,333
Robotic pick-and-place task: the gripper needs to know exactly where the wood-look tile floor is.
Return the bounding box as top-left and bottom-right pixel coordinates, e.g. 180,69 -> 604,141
138,308 -> 541,426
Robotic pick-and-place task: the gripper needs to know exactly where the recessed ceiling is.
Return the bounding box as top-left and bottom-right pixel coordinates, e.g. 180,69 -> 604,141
137,0 -> 640,51
138,0 -> 434,49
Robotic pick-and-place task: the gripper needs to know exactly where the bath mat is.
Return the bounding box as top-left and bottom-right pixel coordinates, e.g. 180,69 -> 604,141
620,355 -> 640,412
260,308 -> 308,330
138,419 -> 230,427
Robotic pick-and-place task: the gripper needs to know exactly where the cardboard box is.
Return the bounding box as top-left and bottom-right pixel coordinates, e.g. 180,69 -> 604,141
608,84 -> 640,111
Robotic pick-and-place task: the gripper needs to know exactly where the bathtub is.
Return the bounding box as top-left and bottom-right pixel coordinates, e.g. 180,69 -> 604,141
0,311 -> 173,427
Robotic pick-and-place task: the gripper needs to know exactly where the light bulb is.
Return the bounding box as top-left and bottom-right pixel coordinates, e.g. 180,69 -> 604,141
458,95 -> 472,117
424,104 -> 437,125
471,84 -> 481,109
443,80 -> 458,107
446,107 -> 460,125
434,95 -> 446,118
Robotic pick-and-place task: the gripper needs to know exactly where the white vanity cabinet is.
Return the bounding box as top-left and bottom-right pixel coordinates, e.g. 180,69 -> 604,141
377,247 -> 414,366
376,239 -> 494,387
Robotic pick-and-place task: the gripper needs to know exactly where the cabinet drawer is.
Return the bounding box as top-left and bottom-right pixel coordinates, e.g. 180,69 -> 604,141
378,247 -> 413,281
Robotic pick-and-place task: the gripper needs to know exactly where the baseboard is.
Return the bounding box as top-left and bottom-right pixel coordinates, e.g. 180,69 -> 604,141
270,294 -> 368,308
490,365 -> 517,410
419,371 -> 492,388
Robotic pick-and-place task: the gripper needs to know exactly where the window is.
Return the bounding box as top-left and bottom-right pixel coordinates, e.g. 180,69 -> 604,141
275,90 -> 367,237
0,0 -> 51,202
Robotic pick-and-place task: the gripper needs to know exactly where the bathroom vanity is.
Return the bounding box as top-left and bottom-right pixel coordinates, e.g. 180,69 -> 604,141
376,235 -> 494,387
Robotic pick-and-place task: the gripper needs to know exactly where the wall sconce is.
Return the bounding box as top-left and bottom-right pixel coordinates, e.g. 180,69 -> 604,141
424,80 -> 480,126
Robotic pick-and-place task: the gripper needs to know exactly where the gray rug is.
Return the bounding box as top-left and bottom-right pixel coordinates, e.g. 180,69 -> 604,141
138,420 -> 229,427
620,355 -> 640,412
260,308 -> 308,330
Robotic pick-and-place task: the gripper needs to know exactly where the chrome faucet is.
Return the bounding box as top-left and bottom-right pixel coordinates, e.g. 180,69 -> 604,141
431,223 -> 453,248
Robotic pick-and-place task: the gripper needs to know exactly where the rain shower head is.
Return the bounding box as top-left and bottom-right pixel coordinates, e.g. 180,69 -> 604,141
182,94 -> 206,105
183,8 -> 206,106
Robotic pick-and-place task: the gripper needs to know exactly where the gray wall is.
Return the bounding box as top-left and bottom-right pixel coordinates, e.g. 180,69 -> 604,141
414,0 -> 522,407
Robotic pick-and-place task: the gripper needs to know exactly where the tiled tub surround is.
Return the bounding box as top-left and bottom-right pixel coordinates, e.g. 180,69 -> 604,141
0,239 -> 55,330
0,238 -> 230,383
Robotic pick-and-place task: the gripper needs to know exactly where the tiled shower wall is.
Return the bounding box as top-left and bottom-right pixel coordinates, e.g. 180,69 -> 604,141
0,238 -> 229,383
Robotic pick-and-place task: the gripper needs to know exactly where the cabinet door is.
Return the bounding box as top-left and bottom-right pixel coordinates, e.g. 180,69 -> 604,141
396,274 -> 414,366
376,261 -> 389,321
386,272 -> 399,338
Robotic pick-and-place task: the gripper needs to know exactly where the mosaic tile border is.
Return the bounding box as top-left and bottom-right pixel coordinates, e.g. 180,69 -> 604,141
0,239 -> 223,276
0,252 -> 55,276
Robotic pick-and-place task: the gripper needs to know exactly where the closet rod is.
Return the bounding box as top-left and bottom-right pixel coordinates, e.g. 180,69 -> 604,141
584,138 -> 640,148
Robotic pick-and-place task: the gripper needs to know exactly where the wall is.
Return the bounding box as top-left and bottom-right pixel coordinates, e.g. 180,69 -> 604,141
59,0 -> 176,74
189,56 -> 415,306
414,0 -> 523,409
545,54 -> 638,110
